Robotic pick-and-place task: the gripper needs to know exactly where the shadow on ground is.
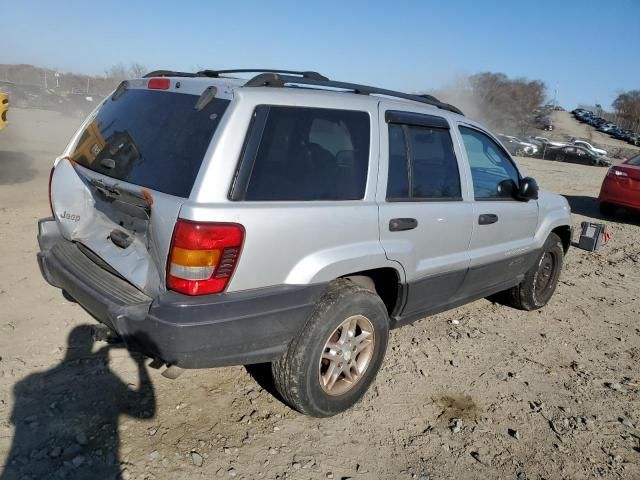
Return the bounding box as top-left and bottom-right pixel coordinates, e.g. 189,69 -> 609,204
244,363 -> 287,406
0,151 -> 36,185
563,195 -> 640,226
0,325 -> 156,480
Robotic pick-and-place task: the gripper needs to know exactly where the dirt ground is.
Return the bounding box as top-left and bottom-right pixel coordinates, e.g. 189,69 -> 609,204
0,108 -> 639,480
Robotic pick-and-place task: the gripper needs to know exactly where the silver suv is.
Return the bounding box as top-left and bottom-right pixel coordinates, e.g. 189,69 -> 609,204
37,69 -> 572,417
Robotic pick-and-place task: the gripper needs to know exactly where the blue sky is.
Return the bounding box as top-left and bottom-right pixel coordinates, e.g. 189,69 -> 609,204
5,0 -> 639,109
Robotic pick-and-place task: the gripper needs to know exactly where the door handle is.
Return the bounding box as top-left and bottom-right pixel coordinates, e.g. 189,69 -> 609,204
389,218 -> 418,231
478,213 -> 499,225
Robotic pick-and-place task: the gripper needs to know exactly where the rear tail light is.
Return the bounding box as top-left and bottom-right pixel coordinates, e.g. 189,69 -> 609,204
606,168 -> 628,178
147,78 -> 170,90
167,219 -> 245,295
48,167 -> 55,215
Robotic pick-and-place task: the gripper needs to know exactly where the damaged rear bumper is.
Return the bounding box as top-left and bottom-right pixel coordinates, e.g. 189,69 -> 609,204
37,217 -> 323,368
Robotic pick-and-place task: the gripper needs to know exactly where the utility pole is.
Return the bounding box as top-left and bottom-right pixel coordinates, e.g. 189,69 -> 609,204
86,77 -> 90,94
44,72 -> 48,89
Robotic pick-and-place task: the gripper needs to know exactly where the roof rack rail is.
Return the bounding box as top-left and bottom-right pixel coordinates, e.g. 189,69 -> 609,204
196,69 -> 328,81
244,73 -> 464,115
143,70 -> 198,78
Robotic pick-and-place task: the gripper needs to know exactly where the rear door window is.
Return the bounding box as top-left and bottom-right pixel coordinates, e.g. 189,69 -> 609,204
386,121 -> 461,201
232,106 -> 370,201
70,88 -> 229,197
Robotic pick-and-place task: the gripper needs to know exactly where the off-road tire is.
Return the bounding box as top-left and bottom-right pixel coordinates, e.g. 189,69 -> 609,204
272,279 -> 389,417
501,233 -> 564,311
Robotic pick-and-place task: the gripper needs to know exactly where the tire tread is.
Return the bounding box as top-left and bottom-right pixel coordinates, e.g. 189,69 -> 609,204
272,279 -> 386,416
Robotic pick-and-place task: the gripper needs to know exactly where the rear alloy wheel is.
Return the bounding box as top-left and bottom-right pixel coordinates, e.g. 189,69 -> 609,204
272,279 -> 389,417
319,315 -> 375,396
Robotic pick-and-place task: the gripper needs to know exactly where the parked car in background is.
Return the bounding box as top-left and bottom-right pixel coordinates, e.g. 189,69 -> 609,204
609,127 -> 625,139
576,112 -> 592,123
599,154 -> 640,215
549,145 -> 611,166
614,129 -> 634,142
628,134 -> 640,146
570,140 -> 607,156
537,115 -> 554,131
524,136 -> 545,148
572,108 -> 592,117
497,134 -> 538,156
597,123 -> 616,133
533,136 -> 566,148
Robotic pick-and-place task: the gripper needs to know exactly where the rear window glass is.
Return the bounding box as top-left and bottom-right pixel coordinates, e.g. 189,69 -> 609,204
240,106 -> 370,201
70,88 -> 229,197
627,154 -> 640,166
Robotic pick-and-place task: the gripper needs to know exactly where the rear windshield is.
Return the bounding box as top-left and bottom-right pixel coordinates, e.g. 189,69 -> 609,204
627,154 -> 640,166
70,88 -> 229,197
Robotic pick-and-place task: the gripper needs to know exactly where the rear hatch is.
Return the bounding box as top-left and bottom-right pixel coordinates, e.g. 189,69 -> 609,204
50,80 -> 231,297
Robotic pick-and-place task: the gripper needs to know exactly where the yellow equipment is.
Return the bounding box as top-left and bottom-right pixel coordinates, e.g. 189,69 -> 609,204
0,92 -> 8,130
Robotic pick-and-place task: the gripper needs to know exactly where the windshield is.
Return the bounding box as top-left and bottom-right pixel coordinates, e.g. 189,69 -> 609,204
70,88 -> 229,197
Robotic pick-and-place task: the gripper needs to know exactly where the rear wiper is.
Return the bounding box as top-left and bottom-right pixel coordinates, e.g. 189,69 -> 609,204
112,81 -> 128,101
194,86 -> 217,111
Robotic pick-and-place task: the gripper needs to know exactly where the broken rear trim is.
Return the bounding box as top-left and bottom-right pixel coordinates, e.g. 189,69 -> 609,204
37,217 -> 326,368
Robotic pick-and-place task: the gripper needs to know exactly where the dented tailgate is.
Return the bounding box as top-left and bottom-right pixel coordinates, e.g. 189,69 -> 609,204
49,82 -> 232,297
50,158 -> 183,296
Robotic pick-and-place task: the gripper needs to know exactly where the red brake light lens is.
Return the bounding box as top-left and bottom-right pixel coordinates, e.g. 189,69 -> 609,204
147,78 -> 170,90
167,220 -> 245,296
607,167 -> 628,178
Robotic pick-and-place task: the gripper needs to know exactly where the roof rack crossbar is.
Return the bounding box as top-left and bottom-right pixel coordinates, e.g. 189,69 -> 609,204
143,70 -> 198,78
244,73 -> 463,115
196,69 -> 328,81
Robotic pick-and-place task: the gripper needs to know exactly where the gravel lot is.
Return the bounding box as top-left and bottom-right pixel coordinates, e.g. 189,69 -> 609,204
1,108 -> 639,480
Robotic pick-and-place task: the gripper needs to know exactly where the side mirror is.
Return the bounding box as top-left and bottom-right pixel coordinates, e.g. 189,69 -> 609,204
497,179 -> 518,199
518,177 -> 539,201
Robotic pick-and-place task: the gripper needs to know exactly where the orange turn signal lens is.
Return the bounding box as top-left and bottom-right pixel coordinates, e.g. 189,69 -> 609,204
170,247 -> 220,267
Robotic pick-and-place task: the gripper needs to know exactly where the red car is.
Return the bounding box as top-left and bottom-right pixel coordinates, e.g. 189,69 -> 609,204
599,154 -> 640,215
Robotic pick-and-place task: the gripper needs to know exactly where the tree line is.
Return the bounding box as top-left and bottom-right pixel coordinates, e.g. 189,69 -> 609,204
612,90 -> 640,131
430,72 -> 547,136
